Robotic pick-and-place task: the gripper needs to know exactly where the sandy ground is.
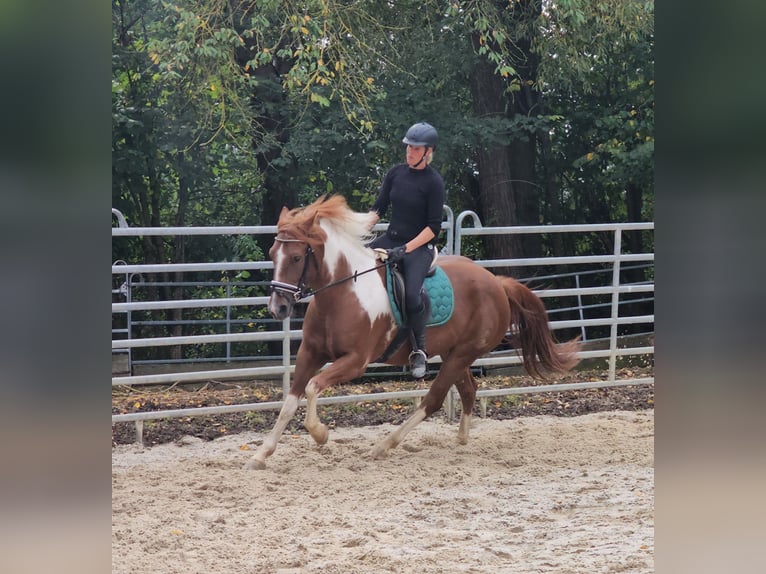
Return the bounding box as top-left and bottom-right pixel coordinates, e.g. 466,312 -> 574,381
112,410 -> 654,573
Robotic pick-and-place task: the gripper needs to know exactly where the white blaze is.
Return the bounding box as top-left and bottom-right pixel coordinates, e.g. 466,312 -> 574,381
271,243 -> 289,284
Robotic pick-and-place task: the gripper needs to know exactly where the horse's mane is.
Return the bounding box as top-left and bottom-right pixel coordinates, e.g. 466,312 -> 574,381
280,195 -> 376,246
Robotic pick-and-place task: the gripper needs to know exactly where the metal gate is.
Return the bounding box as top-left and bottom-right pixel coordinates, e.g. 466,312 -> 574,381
112,207 -> 653,429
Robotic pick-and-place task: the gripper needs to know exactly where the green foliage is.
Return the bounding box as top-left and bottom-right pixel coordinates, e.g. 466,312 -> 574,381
113,0 -> 654,258
546,11 -> 655,227
113,1 -> 265,241
538,0 -> 654,92
113,0 -> 654,360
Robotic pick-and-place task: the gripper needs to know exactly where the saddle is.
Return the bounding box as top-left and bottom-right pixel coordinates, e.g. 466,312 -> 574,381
372,249 -> 455,363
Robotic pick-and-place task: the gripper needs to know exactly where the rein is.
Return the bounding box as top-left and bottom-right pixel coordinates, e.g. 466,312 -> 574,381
270,237 -> 387,302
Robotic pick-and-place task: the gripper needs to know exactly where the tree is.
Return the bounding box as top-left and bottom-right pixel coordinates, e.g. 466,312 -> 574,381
113,0 -> 654,260
542,1 -> 654,248
113,0 -> 266,358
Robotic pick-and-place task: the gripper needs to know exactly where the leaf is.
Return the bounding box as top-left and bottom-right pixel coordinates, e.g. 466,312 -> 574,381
310,92 -> 330,107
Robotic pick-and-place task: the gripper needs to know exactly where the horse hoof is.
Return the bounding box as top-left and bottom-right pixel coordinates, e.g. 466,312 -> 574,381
244,458 -> 267,471
311,425 -> 329,445
369,446 -> 387,460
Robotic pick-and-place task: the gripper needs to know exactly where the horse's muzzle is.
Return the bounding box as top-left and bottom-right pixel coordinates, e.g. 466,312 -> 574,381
267,289 -> 293,321
268,281 -> 302,320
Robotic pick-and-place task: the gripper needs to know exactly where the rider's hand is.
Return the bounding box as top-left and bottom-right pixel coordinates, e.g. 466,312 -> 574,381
386,245 -> 407,263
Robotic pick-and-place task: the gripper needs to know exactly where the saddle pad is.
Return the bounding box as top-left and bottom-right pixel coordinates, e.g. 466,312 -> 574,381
385,265 -> 454,327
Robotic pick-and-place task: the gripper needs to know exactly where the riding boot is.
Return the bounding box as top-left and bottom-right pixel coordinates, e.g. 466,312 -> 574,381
408,304 -> 428,379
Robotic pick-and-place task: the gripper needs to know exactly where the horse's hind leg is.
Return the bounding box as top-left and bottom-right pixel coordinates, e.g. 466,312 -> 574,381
454,368 -> 478,445
369,403 -> 429,459
370,361 -> 463,459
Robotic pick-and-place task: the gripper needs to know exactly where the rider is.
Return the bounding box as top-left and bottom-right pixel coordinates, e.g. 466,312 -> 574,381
368,122 -> 445,379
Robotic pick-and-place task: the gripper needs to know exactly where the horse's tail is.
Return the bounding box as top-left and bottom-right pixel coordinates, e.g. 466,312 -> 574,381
497,276 -> 581,380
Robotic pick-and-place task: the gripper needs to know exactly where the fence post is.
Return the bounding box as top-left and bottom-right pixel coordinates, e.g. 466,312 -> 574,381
441,205 -> 455,255
575,273 -> 587,342
124,271 -> 137,375
281,316 -> 291,396
112,208 -> 129,228
608,229 -> 623,382
453,210 -> 482,255
226,282 -> 232,362
445,386 -> 455,422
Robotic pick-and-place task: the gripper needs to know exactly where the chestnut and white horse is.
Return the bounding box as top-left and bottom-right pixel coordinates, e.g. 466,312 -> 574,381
245,195 -> 579,469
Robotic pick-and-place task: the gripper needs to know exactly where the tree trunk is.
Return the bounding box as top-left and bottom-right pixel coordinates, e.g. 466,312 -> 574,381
506,2 -> 543,261
231,19 -> 298,234
469,38 -> 524,271
622,181 -> 651,331
468,1 -> 544,273
230,12 -> 299,354
538,127 -> 565,255
625,182 -> 644,253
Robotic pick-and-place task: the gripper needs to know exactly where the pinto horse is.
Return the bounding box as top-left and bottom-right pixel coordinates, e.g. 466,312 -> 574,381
245,195 -> 579,470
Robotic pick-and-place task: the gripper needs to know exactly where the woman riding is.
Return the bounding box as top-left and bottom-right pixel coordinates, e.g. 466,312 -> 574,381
368,122 -> 445,379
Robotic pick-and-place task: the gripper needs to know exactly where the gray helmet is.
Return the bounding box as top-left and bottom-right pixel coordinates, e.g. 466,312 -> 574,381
402,122 -> 438,149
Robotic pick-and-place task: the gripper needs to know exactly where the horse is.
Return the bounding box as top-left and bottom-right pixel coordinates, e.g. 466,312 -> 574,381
245,195 -> 580,470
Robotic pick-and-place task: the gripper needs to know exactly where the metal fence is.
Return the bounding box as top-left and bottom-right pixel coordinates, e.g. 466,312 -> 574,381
111,207 -> 654,428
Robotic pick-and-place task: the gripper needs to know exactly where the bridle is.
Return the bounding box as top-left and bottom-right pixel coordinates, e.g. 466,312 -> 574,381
269,237 -> 386,302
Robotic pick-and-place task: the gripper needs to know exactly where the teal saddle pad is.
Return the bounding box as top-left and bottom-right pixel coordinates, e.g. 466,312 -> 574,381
385,265 -> 454,327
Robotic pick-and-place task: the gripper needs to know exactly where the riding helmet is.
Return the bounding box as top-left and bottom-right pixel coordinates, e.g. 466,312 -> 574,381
402,122 -> 438,149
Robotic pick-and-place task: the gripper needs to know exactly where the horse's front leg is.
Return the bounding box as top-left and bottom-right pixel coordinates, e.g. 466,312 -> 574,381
244,351 -> 324,471
244,393 -> 301,470
304,379 -> 329,445
302,353 -> 369,446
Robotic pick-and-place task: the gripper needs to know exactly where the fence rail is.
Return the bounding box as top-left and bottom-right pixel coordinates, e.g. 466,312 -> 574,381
112,207 -> 654,430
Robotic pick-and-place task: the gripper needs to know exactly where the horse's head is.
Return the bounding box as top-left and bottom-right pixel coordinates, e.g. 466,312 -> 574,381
268,195 -> 378,319
267,206 -> 326,319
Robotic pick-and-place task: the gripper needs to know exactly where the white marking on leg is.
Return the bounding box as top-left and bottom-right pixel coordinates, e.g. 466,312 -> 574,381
370,407 -> 428,459
304,380 -> 328,445
457,413 -> 472,445
244,394 -> 299,470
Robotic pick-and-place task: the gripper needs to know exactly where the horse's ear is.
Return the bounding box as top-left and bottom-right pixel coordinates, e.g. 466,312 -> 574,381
277,206 -> 290,224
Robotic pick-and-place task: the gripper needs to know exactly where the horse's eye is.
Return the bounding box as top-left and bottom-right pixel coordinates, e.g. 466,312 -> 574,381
292,255 -> 302,263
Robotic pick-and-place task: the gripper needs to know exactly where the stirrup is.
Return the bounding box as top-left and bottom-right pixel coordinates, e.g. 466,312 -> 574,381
409,349 -> 427,379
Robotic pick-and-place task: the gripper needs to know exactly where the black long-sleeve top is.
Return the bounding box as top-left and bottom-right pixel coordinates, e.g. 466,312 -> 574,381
370,164 -> 445,243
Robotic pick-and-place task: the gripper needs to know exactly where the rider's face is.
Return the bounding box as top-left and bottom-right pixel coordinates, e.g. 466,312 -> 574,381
405,144 -> 429,169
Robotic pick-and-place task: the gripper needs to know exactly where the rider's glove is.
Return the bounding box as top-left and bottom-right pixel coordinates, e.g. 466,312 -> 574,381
386,245 -> 407,263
